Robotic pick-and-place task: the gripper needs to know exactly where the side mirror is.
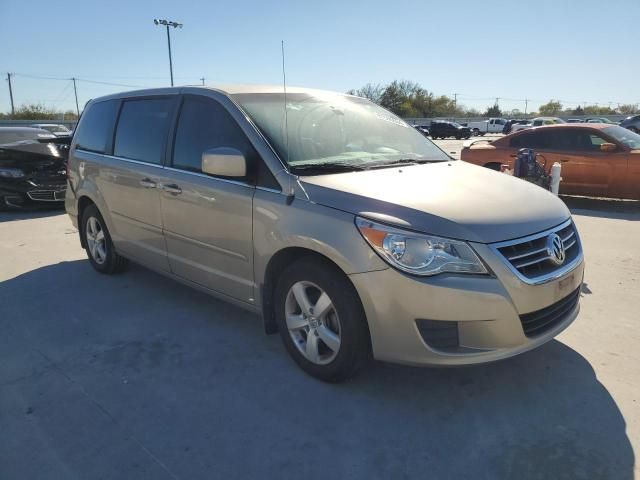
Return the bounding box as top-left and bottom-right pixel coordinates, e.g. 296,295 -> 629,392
201,147 -> 246,177
600,143 -> 617,152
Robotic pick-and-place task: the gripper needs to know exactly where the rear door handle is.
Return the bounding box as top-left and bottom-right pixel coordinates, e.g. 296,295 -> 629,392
161,183 -> 182,194
139,178 -> 157,188
560,159 -> 570,163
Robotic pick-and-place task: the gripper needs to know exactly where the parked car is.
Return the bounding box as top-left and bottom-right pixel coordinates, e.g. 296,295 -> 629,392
0,127 -> 68,209
461,124 -> 640,199
619,114 -> 640,133
511,117 -> 565,133
567,119 -> 583,123
502,119 -> 529,134
66,86 -> 584,382
429,120 -> 471,139
413,125 -> 430,136
584,117 -> 616,124
467,118 -> 507,136
30,123 -> 73,137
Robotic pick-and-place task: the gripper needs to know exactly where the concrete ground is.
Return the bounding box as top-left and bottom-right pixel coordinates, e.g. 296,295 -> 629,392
1,196 -> 639,479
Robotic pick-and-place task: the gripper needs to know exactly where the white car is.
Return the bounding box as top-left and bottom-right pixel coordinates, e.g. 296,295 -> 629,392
511,117 -> 565,133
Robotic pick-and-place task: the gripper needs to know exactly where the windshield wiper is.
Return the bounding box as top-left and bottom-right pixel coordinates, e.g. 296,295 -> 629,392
290,162 -> 368,174
364,158 -> 446,170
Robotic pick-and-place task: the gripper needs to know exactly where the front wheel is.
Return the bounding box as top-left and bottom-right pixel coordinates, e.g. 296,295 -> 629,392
274,257 -> 371,382
81,204 -> 128,274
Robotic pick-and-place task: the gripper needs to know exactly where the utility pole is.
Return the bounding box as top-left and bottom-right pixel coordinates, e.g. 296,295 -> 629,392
200,77 -> 205,86
524,99 -> 528,116
72,77 -> 80,117
453,93 -> 458,109
154,19 -> 183,87
6,73 -> 15,116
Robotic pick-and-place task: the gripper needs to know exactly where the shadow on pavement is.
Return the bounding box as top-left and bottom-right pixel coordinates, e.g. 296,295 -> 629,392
562,195 -> 640,221
0,260 -> 634,480
0,207 -> 65,223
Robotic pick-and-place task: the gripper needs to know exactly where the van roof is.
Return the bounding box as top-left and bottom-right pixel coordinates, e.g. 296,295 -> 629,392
90,85 -> 350,103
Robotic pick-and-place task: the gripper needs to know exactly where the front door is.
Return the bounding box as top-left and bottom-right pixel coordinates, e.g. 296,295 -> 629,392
159,95 -> 255,303
540,128 -> 628,197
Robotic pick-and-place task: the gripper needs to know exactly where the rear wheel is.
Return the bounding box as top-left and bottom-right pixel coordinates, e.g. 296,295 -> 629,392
81,204 -> 128,274
274,257 -> 371,382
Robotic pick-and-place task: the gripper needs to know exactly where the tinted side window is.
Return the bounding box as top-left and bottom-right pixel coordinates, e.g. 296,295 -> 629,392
74,100 -> 118,153
510,131 -> 549,149
114,98 -> 174,164
173,96 -> 278,188
547,130 -> 607,152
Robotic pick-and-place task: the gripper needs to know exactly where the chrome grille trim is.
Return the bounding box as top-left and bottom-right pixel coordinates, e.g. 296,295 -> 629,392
27,189 -> 66,202
490,219 -> 583,285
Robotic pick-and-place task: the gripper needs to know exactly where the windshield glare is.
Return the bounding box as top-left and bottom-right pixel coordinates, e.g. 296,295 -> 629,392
233,92 -> 449,170
604,126 -> 640,149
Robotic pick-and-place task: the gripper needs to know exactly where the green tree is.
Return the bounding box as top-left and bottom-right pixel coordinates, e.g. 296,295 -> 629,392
484,104 -> 502,117
538,100 -> 563,116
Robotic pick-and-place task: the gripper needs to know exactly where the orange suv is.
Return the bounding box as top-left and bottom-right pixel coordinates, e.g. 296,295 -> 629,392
461,124 -> 640,200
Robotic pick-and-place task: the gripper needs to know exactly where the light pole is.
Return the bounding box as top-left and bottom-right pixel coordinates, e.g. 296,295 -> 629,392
153,18 -> 183,86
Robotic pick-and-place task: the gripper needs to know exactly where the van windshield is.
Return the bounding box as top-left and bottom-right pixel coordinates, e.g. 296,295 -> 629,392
233,92 -> 449,173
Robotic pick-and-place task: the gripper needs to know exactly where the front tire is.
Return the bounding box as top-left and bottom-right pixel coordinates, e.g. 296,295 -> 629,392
274,257 -> 371,382
81,204 -> 128,274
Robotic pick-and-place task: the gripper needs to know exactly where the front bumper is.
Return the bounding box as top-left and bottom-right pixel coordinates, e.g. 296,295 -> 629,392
1,177 -> 66,208
350,244 -> 584,367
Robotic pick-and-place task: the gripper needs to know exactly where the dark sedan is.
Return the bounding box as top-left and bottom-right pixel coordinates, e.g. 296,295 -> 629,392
0,127 -> 69,209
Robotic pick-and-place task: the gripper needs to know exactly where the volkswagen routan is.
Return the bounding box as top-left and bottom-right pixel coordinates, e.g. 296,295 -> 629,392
65,85 -> 584,382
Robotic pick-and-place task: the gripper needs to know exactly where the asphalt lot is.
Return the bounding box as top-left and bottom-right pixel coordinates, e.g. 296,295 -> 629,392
1,193 -> 639,479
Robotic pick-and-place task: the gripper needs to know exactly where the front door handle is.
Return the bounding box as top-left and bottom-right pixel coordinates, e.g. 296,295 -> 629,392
139,178 -> 157,188
161,183 -> 182,195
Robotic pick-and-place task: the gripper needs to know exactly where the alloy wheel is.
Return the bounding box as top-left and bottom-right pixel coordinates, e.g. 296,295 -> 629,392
284,281 -> 341,365
86,216 -> 107,265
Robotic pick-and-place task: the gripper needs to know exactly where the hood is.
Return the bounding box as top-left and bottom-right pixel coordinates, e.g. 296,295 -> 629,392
0,141 -> 65,172
299,161 -> 570,244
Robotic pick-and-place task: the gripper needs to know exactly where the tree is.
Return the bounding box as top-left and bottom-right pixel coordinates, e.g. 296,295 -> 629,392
346,83 -> 383,103
538,100 -> 563,116
484,104 -> 502,117
0,103 -> 78,120
617,104 -> 639,115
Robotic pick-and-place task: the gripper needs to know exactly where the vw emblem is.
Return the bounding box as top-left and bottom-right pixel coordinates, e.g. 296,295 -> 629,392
546,233 -> 566,266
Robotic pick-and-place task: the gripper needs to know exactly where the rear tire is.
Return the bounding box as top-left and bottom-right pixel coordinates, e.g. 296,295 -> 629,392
274,257 -> 371,382
81,204 -> 128,274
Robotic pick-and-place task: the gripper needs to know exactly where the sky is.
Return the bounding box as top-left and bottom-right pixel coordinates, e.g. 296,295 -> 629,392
1,0 -> 638,115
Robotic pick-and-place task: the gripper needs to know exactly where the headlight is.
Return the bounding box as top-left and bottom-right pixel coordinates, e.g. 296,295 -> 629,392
356,217 -> 488,276
0,168 -> 25,178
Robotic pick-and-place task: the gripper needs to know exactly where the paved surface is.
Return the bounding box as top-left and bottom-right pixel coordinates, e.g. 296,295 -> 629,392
1,198 -> 639,479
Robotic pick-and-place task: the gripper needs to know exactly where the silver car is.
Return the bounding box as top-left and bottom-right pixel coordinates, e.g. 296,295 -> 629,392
65,86 -> 584,382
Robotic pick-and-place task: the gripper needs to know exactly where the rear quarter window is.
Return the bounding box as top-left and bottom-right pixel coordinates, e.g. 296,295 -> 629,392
74,100 -> 118,153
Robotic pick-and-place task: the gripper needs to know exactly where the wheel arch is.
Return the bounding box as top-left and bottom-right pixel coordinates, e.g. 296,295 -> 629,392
260,247 -> 368,340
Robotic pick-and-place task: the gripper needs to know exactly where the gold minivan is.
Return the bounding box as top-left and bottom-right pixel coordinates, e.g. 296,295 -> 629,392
66,85 -> 584,382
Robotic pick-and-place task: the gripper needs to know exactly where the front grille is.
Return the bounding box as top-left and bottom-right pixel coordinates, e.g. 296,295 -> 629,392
520,287 -> 581,337
27,189 -> 66,202
492,220 -> 582,284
